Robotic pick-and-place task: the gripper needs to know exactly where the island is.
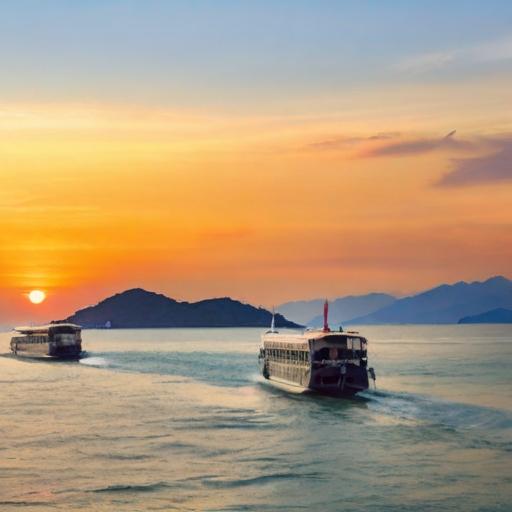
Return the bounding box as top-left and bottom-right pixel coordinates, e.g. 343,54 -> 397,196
458,308 -> 512,324
55,288 -> 302,329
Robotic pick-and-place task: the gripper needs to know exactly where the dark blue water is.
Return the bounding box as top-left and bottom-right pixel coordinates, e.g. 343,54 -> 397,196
0,325 -> 511,511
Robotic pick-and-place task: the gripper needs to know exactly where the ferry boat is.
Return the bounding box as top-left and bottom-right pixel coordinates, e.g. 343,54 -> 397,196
259,302 -> 375,397
10,323 -> 83,359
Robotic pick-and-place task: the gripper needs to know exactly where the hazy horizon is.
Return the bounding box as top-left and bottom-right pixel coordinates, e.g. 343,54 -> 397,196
1,273 -> 510,326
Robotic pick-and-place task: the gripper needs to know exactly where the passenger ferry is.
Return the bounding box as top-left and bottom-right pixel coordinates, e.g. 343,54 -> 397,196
10,323 -> 83,359
259,302 -> 375,397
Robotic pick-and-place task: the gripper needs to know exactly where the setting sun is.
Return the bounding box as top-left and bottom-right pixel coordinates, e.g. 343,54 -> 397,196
28,290 -> 46,305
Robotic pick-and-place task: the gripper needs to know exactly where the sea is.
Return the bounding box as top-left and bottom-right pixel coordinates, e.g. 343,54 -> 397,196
0,325 -> 511,511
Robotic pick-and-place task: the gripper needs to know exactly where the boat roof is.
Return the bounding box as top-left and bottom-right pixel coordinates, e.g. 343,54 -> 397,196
306,329 -> 362,339
262,329 -> 364,344
14,323 -> 81,334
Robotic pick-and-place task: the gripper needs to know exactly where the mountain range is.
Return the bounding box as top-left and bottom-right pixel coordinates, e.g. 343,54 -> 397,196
56,275 -> 512,328
279,276 -> 512,325
278,293 -> 396,326
57,288 -> 300,329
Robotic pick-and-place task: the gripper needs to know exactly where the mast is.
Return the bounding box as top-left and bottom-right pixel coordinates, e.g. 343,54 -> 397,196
323,299 -> 330,332
270,306 -> 277,333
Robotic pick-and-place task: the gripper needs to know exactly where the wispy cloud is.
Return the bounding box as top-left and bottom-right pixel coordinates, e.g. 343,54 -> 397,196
397,35 -> 512,73
307,130 -> 482,158
471,36 -> 512,63
308,127 -> 512,187
437,139 -> 512,187
397,51 -> 459,73
307,132 -> 398,150
361,130 -> 476,157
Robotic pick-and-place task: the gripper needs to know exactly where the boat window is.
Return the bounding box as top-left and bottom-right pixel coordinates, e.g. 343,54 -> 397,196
347,337 -> 361,350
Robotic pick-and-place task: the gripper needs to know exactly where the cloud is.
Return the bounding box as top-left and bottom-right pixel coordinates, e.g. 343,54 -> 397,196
470,36 -> 512,63
397,51 -> 458,73
436,140 -> 512,187
361,130 -> 476,157
308,132 -> 398,150
308,130 -> 484,158
308,127 -> 512,187
397,35 -> 512,73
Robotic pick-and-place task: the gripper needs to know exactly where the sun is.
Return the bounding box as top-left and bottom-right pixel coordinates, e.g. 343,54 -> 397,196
28,290 -> 46,304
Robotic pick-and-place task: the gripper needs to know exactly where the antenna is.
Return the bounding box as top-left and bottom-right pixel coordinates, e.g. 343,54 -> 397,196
323,299 -> 330,332
270,306 -> 276,333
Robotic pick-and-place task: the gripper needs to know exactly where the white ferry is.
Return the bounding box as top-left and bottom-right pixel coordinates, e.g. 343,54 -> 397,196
259,302 -> 375,397
10,323 -> 83,359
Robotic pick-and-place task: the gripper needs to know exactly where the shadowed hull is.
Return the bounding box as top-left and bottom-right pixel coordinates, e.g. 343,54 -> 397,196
11,343 -> 83,360
309,364 -> 369,396
261,361 -> 369,397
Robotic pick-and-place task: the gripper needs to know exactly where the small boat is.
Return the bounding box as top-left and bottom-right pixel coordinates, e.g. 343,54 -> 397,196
258,301 -> 375,397
10,323 -> 83,360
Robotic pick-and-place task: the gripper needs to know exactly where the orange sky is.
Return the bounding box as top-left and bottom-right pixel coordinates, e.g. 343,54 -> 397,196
1,0 -> 512,323
1,79 -> 511,324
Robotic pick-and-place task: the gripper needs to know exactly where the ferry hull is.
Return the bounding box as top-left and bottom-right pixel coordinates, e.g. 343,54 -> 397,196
263,366 -> 369,397
309,364 -> 369,397
11,342 -> 82,360
261,376 -> 312,395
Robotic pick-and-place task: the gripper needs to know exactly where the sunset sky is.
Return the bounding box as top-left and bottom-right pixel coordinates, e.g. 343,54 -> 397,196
1,1 -> 511,323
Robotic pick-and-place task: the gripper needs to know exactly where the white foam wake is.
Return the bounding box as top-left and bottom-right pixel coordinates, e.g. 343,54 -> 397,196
79,356 -> 110,367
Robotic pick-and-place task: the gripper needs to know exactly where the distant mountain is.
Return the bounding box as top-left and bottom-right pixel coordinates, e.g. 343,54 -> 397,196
57,288 -> 301,328
277,299 -> 325,325
458,308 -> 512,324
308,294 -> 397,327
278,293 -> 396,326
348,276 -> 512,324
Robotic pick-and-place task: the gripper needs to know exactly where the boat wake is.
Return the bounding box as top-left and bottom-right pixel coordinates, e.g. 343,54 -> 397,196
362,388 -> 512,450
79,355 -> 110,368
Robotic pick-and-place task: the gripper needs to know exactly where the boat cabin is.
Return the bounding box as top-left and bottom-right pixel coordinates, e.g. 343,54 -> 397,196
11,323 -> 82,359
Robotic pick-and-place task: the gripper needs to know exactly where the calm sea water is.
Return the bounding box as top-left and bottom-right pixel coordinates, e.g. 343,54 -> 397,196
0,325 -> 511,511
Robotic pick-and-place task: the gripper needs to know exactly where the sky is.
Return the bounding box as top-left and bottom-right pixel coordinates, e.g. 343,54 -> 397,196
1,0 -> 511,323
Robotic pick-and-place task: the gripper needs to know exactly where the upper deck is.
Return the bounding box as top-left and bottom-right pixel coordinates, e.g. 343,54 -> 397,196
262,329 -> 366,346
13,323 -> 81,335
